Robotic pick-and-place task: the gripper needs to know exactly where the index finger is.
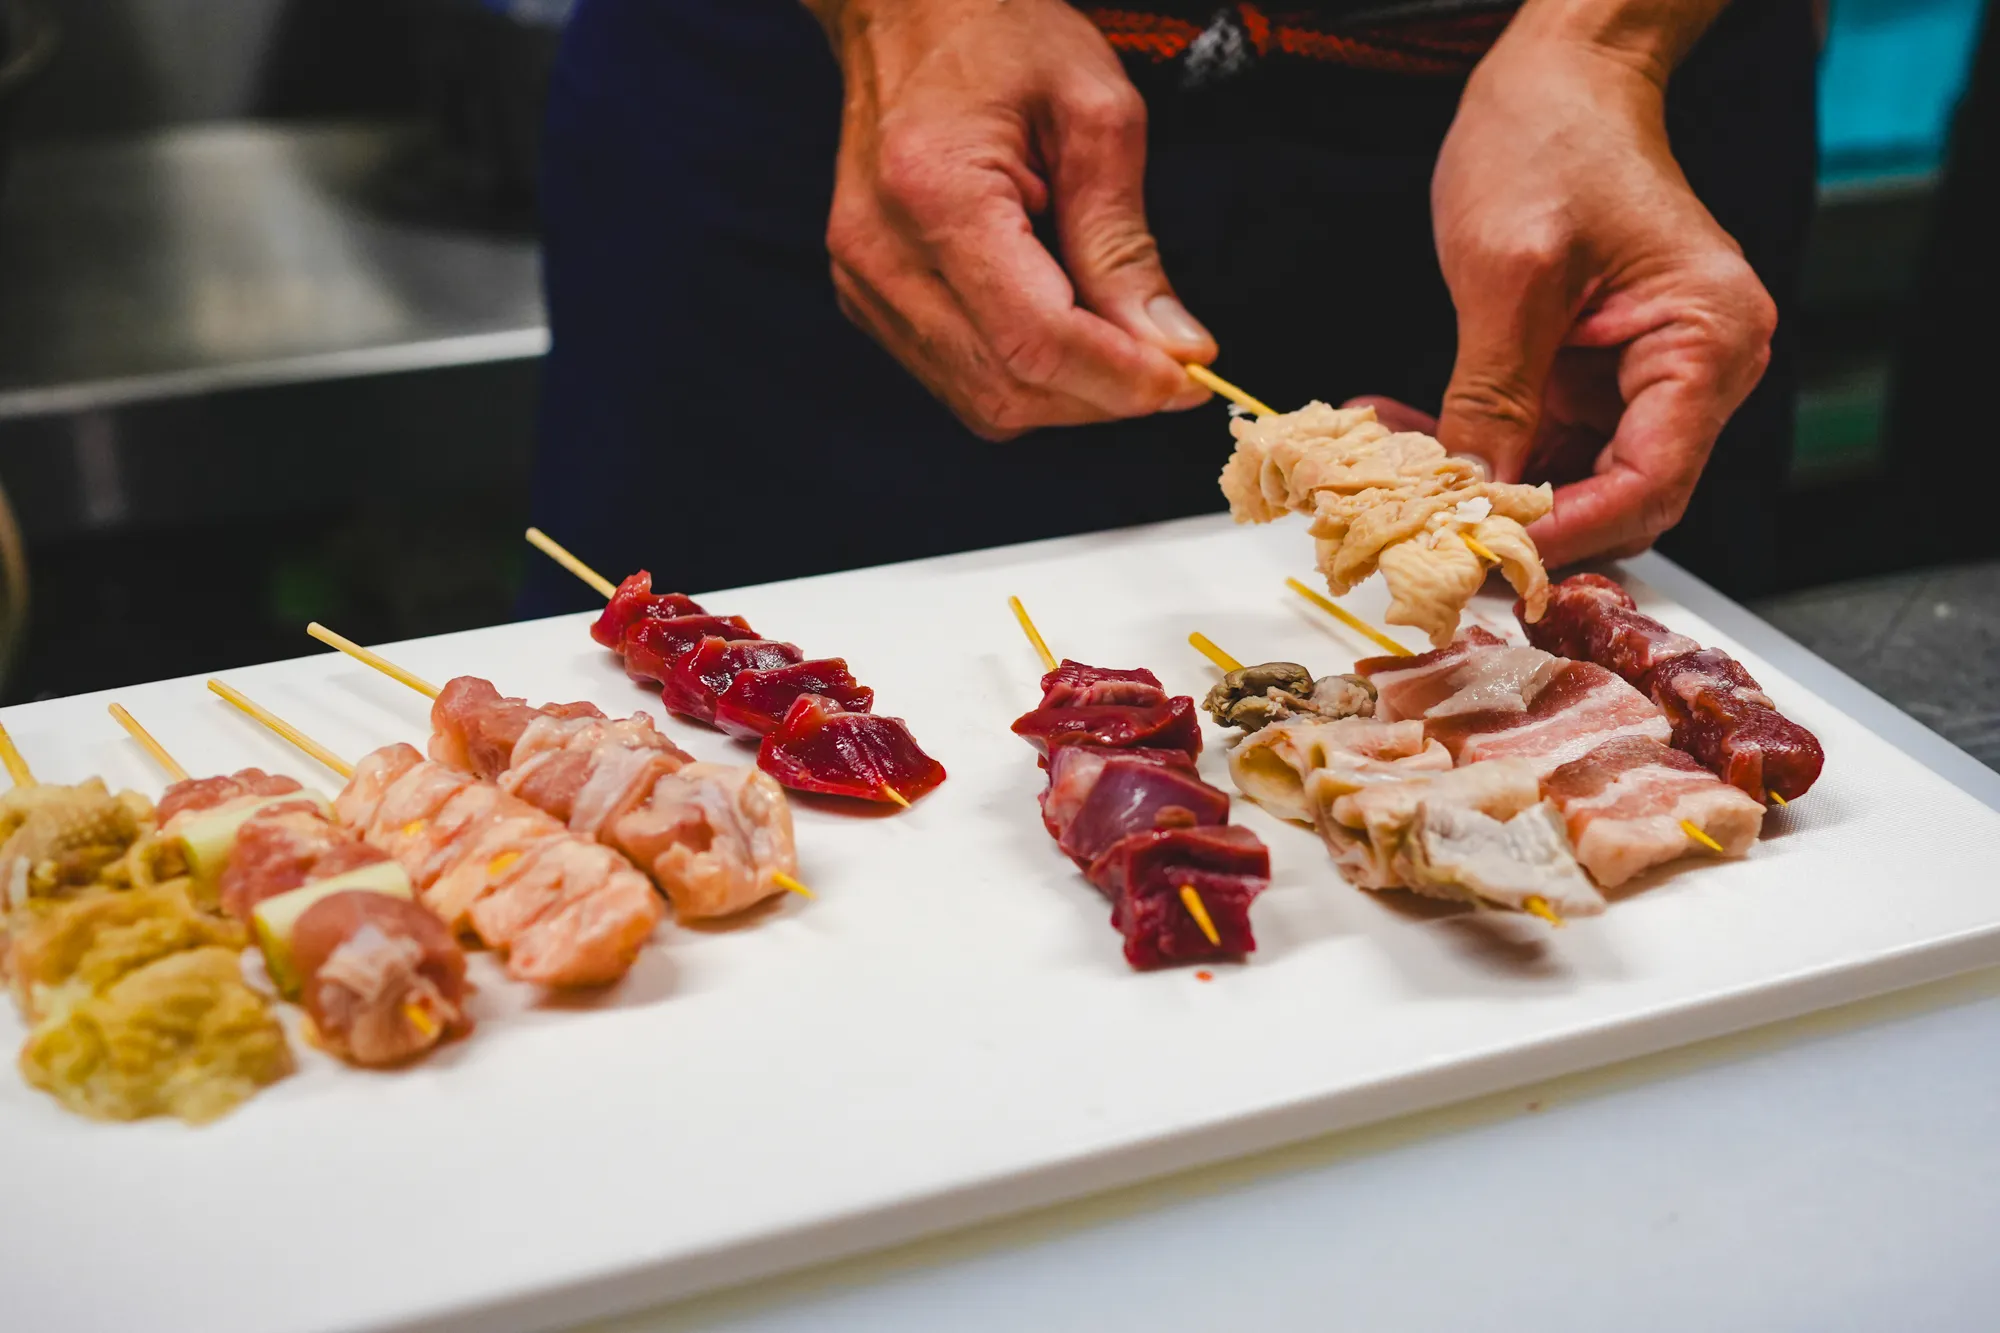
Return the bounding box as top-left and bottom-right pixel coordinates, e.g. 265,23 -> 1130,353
920,191 -> 1200,416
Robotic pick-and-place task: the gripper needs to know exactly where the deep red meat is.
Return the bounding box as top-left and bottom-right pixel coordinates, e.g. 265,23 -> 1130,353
1644,648 -> 1825,801
1055,758 -> 1231,867
621,614 -> 758,685
1038,745 -> 1198,839
591,570 -> 705,649
658,637 -> 805,724
1010,696 -> 1202,760
1085,824 -> 1268,969
712,659 -> 874,741
1516,575 -> 1824,802
1037,660 -> 1168,709
1518,573 -> 1698,680
758,694 -> 947,803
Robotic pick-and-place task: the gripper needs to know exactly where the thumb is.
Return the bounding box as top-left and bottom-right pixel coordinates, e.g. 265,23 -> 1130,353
1045,71 -> 1217,373
1435,272 -> 1572,484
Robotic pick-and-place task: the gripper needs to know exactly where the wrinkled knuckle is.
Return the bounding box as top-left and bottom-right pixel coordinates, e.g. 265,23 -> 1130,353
1076,218 -> 1160,276
876,128 -> 951,212
965,385 -> 1032,439
1642,488 -> 1690,539
824,207 -> 870,267
1446,375 -> 1538,432
1067,78 -> 1146,139
1476,217 -> 1571,286
991,328 -> 1068,389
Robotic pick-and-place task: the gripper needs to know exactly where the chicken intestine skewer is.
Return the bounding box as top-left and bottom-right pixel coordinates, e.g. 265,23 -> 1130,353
208,681 -> 664,988
302,623 -> 810,918
1219,401 -> 1555,650
111,703 -> 471,1067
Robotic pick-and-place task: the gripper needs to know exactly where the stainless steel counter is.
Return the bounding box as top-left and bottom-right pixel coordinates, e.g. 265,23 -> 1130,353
0,120 -> 545,420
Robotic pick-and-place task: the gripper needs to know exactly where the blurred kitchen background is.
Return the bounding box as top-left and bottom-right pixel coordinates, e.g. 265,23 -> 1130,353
1,0 -> 1996,759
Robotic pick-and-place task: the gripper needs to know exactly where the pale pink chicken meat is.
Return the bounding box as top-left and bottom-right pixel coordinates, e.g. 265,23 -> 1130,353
612,762 -> 799,919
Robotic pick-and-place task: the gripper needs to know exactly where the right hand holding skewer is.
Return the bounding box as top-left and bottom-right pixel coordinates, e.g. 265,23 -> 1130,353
806,0 -> 1216,439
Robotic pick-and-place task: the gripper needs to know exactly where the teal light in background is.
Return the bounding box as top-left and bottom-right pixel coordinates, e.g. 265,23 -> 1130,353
1819,0 -> 1987,183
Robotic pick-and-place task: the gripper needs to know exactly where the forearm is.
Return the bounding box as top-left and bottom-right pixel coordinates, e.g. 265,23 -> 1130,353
1502,0 -> 1733,83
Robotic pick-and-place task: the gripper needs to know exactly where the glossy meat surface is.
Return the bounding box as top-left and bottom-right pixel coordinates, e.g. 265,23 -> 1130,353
591,570 -> 705,649
1084,825 -> 1268,969
713,659 -> 874,741
759,694 -> 948,803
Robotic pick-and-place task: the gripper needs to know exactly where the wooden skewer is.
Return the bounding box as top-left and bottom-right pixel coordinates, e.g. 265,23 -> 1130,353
107,704 -> 188,782
1187,632 -> 1243,674
1012,596 -> 1220,945
307,623 -> 440,700
1681,820 -> 1726,855
0,720 -> 33,786
1768,789 -> 1788,808
1185,363 -> 1277,417
1008,596 -> 1057,673
207,681 -> 355,781
1522,897 -> 1564,928
1461,533 -> 1501,566
525,526 -> 618,600
1285,578 -> 1414,658
1179,884 -> 1222,946
772,872 -> 815,900
532,530 -> 905,811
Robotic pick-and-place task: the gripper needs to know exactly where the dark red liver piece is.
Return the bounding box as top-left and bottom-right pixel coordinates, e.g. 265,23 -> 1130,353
1039,745 -> 1198,839
1084,824 -> 1268,969
1056,759 -> 1231,867
1010,696 -> 1202,760
659,638 -> 804,724
591,570 -> 705,649
623,615 -> 760,687
758,694 -> 946,803
713,659 -> 874,741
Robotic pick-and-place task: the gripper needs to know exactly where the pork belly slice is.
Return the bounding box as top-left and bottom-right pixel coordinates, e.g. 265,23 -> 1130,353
1085,824 -> 1268,969
1356,626 -> 1514,720
612,762 -> 798,920
1323,760 -> 1604,915
1036,660 -> 1169,710
1228,716 -> 1450,824
1040,745 -> 1197,839
1056,759 -> 1231,867
1543,736 -> 1764,886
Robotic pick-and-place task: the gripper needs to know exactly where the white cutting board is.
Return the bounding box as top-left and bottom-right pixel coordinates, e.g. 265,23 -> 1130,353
3,515 -> 1997,1333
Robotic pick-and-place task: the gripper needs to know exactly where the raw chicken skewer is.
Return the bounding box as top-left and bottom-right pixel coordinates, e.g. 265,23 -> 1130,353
300,622 -> 816,910
105,702 -> 469,1065
1008,596 -> 1233,953
1186,630 -> 1568,927
206,680 -> 666,988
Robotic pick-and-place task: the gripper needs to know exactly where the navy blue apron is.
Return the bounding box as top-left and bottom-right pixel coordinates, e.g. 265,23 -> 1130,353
521,0 -> 1815,615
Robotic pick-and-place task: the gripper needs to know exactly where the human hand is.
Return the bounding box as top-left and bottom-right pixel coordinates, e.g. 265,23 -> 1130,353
1425,7 -> 1776,566
806,0 -> 1215,440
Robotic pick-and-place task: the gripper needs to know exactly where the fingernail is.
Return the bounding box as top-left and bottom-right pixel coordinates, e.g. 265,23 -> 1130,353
1145,295 -> 1211,348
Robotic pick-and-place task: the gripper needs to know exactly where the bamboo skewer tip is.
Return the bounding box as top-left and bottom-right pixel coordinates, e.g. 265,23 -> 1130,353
1523,895 -> 1564,928
1461,533 -> 1501,566
307,622 -> 441,701
1184,363 -> 1277,418
1284,577 -> 1413,658
1768,789 -> 1788,808
206,679 -> 356,781
1187,631 -> 1243,674
1178,884 -> 1222,947
1008,596 -> 1057,674
1681,820 -> 1726,855
879,783 -> 911,809
773,871 -> 816,900
525,527 -> 618,601
0,720 -> 33,787
107,703 -> 189,783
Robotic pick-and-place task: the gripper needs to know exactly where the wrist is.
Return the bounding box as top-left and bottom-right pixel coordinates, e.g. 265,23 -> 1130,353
1499,0 -> 1731,86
